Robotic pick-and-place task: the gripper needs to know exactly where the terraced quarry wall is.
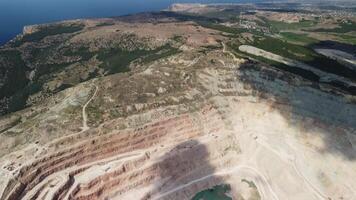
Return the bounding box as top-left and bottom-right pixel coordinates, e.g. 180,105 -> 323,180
1,46 -> 356,200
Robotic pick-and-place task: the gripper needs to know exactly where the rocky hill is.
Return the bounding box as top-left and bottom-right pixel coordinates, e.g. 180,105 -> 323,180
0,3 -> 356,200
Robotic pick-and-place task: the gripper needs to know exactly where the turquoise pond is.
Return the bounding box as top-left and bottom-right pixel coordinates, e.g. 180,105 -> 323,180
191,184 -> 232,200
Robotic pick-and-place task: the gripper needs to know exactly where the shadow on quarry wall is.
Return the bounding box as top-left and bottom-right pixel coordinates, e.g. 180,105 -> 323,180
238,59 -> 356,160
145,139 -> 228,200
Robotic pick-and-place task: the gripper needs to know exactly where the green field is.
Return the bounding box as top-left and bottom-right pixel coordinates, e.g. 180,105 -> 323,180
337,34 -> 356,45
230,43 -> 321,83
252,36 -> 316,61
260,17 -> 316,32
312,21 -> 356,33
246,36 -> 356,81
280,32 -> 318,45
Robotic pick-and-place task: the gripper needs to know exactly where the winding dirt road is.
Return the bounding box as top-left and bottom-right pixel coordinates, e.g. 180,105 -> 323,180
222,42 -> 240,63
81,85 -> 99,131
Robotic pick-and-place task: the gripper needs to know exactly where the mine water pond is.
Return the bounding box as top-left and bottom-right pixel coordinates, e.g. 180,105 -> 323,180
191,184 -> 232,200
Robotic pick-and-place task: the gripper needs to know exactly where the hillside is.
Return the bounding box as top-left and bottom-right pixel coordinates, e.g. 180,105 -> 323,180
0,3 -> 356,200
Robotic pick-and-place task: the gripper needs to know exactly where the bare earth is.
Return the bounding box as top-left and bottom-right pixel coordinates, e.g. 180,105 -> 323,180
0,12 -> 356,200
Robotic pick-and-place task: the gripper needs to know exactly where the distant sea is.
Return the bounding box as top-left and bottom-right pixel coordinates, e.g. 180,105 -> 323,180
0,0 -> 263,46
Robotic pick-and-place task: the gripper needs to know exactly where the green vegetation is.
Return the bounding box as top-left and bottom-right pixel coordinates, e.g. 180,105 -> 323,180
337,34 -> 356,45
195,10 -> 241,20
37,62 -> 72,78
87,104 -> 105,124
252,36 -> 316,61
163,11 -> 245,35
29,46 -> 53,62
260,17 -> 316,32
96,22 -> 115,27
197,21 -> 246,35
1,43 -> 178,115
0,49 -> 75,114
241,179 -> 257,189
14,24 -> 84,45
141,45 -> 180,64
63,47 -> 95,61
199,45 -> 222,54
280,32 -> 318,45
312,21 -> 356,33
0,47 -> 81,114
0,50 -> 29,98
191,184 -> 232,200
98,44 -> 179,74
250,36 -> 356,81
7,83 -> 41,113
230,43 -> 321,83
171,35 -> 185,43
29,46 -> 94,79
1,33 -> 178,115
97,48 -> 135,74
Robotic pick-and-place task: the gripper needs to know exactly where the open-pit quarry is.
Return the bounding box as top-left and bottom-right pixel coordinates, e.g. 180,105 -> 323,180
0,6 -> 356,200
1,43 -> 356,200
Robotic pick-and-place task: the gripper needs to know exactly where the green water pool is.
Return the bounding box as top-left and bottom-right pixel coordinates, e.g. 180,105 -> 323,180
191,184 -> 232,200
